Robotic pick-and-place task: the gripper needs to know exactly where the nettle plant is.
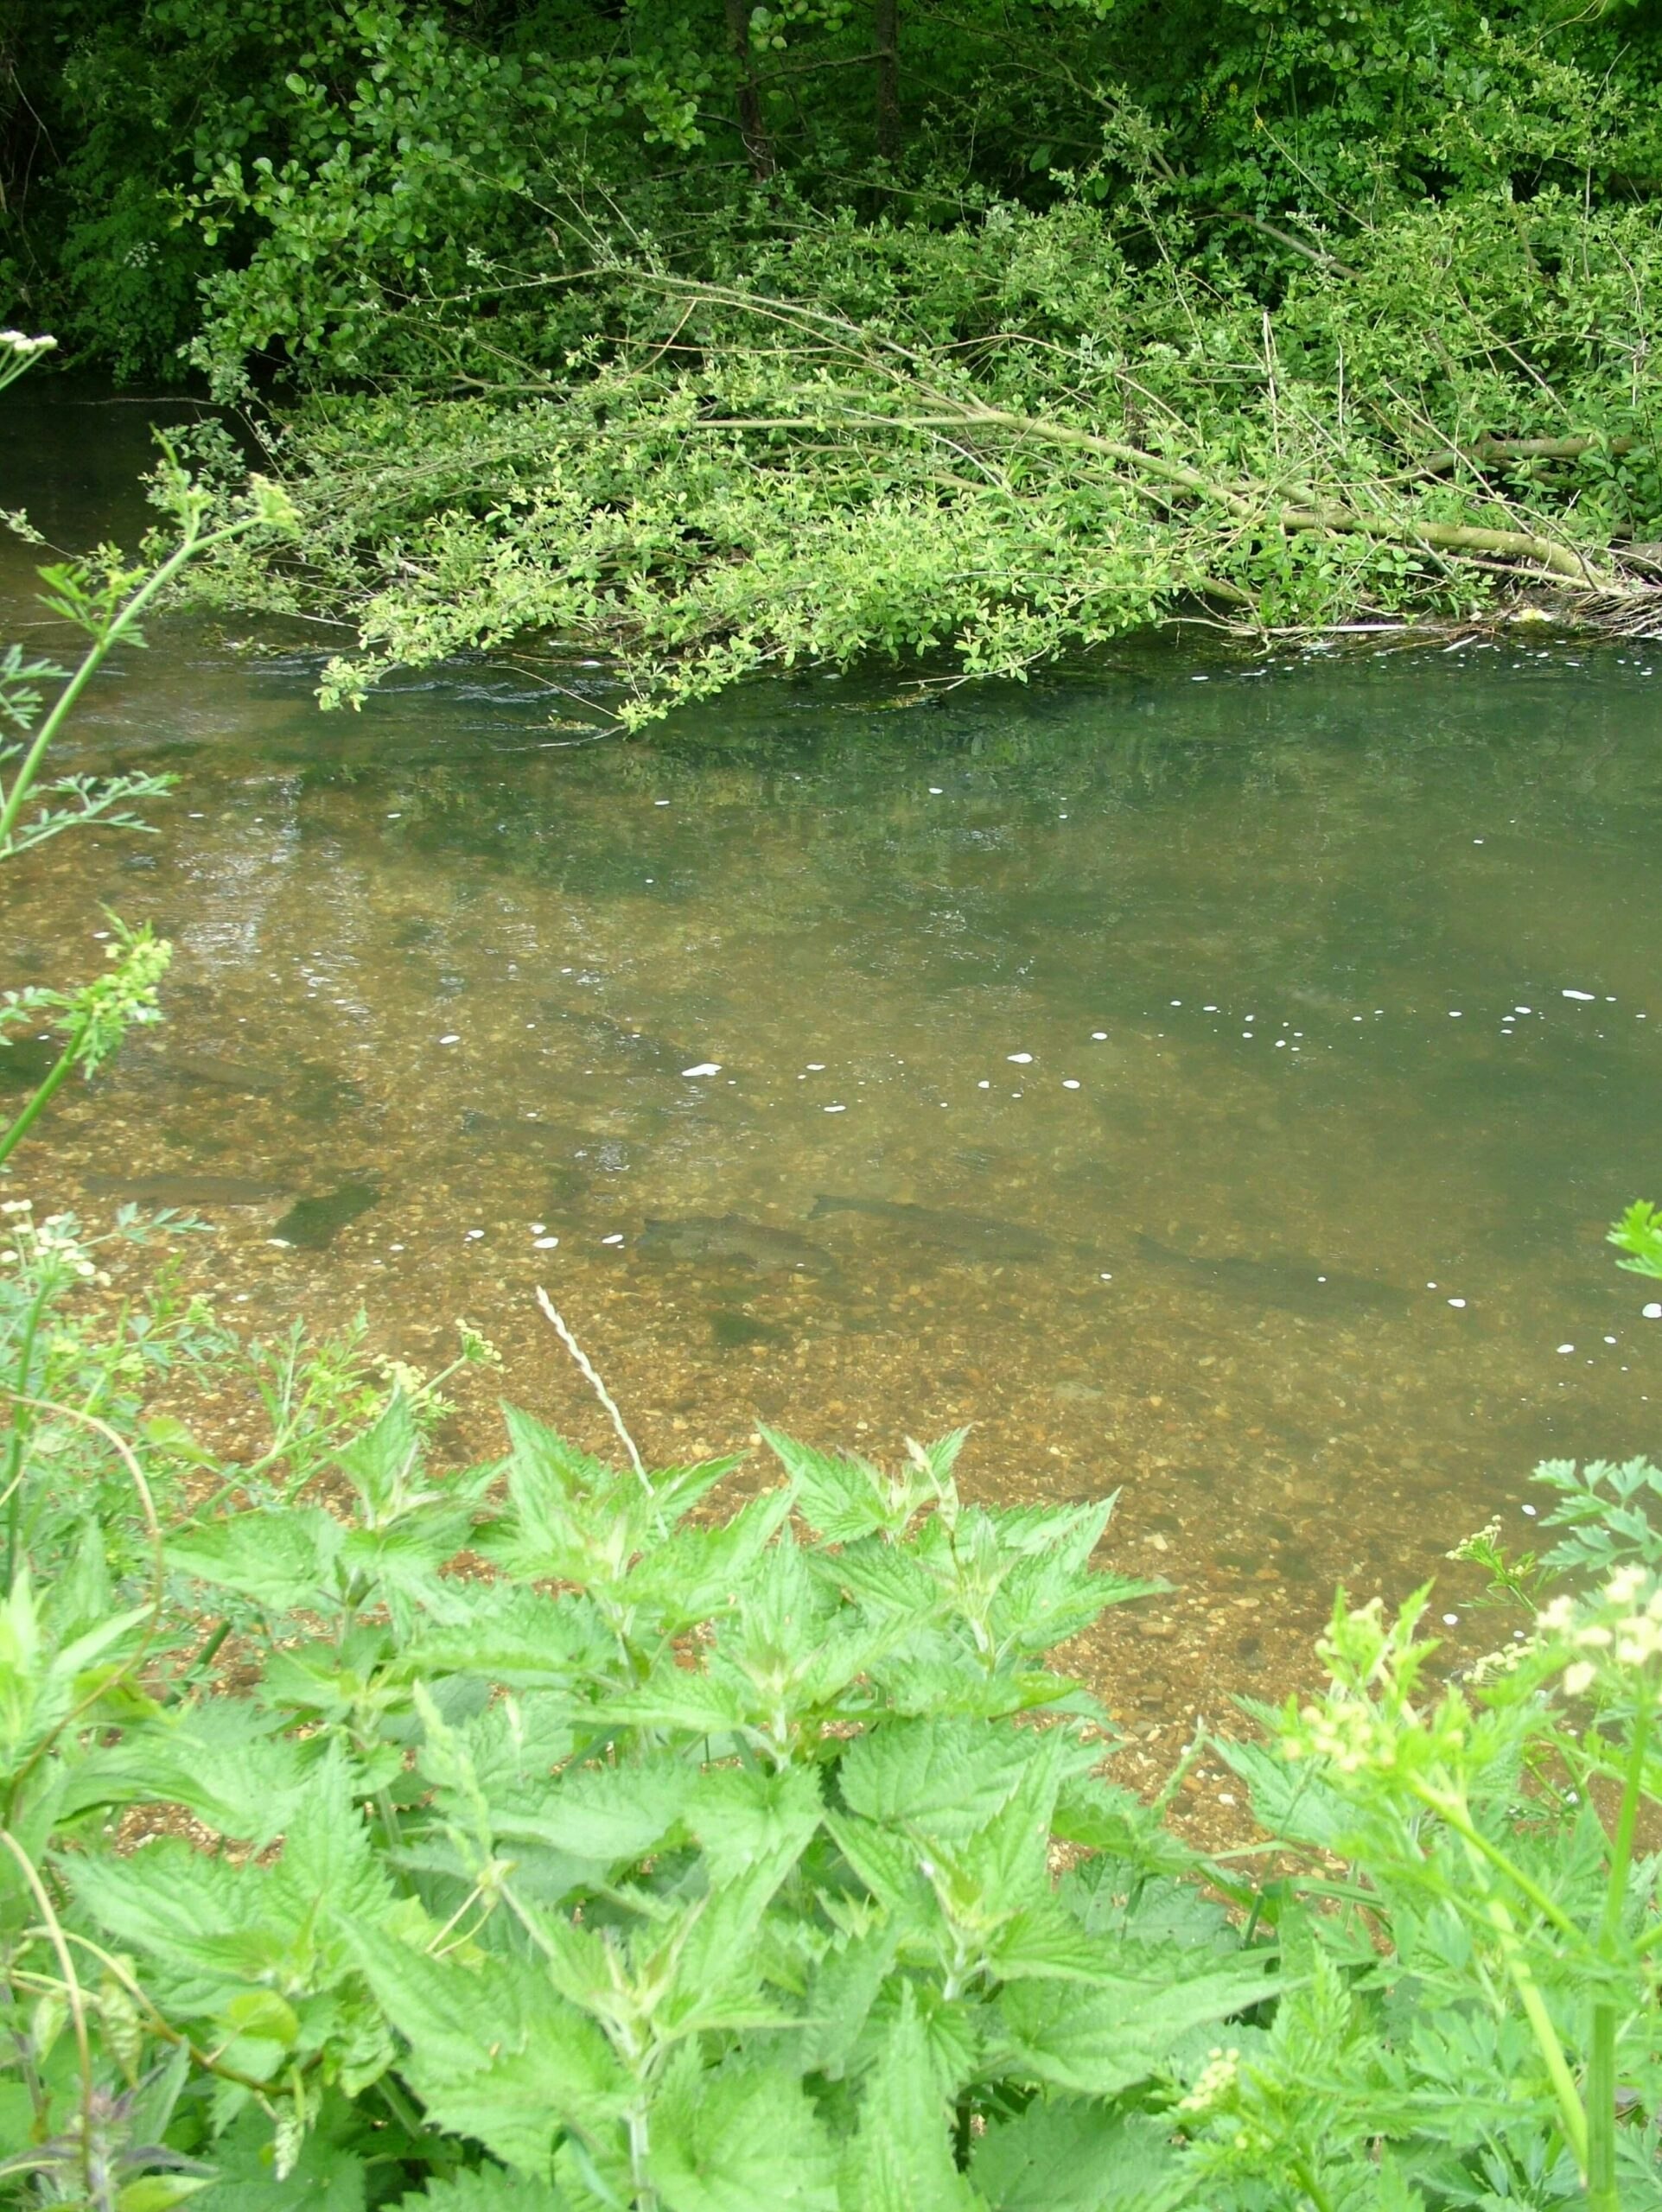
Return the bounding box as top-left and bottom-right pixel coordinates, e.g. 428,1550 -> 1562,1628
6,1399 -> 1291,2211
7,1346 -> 1662,2212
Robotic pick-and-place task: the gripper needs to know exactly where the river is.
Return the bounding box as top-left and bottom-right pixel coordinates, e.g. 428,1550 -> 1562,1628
6,383 -> 1661,1770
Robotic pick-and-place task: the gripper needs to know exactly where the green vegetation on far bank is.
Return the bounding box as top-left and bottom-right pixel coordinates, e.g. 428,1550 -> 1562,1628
9,2 -> 1662,716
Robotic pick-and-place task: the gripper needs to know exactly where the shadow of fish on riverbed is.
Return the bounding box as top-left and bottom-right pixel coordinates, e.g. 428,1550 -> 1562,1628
808,1195 -> 1054,1262
807,1192 -> 1408,1319
1130,1233 -> 1411,1318
640,1215 -> 837,1275
271,1183 -> 382,1249
544,1010 -> 721,1078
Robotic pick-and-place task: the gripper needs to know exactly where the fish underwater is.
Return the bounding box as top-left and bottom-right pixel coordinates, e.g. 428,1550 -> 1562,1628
547,1011 -> 714,1077
808,1195 -> 1054,1263
85,1173 -> 290,1209
640,1214 -> 836,1274
808,1194 -> 1405,1315
1131,1233 -> 1411,1317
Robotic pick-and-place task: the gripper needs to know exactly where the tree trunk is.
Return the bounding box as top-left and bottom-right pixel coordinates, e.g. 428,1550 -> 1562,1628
724,0 -> 776,181
875,0 -> 901,163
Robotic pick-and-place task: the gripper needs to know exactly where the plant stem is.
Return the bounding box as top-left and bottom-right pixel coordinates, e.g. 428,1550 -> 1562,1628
163,1618 -> 232,1704
1412,1780 -> 1585,1946
0,526 -> 211,855
2,1275 -> 54,1586
1480,1889 -> 1589,2176
1587,1694 -> 1651,2211
0,1030 -> 82,1173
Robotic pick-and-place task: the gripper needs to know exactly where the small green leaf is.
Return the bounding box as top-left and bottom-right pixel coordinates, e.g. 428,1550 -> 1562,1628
837,1984 -> 981,2212
647,2048 -> 838,2211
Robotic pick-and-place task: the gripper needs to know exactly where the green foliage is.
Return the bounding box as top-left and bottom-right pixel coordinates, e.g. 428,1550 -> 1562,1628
11,3 -> 1662,703
0,1250 -> 1660,2210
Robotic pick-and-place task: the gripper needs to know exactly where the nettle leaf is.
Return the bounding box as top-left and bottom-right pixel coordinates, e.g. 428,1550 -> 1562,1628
402,1584 -> 612,1688
646,2047 -> 838,2212
71,1750 -> 393,2010
68,1840 -> 254,2005
948,1728 -> 1073,1908
334,1389 -> 421,1520
269,1749 -> 398,1930
799,1916 -> 904,2076
606,1667 -> 754,1738
686,1760 -> 823,1887
994,1961 -> 1279,2097
624,1488 -> 795,1633
1051,1777 -> 1206,1879
839,1717 -> 1034,1844
63,1699 -> 312,1845
1060,1859 -> 1237,1959
983,1500 -> 1118,1567
169,1507 -> 343,1613
488,1408 -> 739,1586
983,1897 -> 1122,1983
971,2103 -> 1188,2212
656,1863 -> 805,2039
814,1535 -> 940,1621
432,1692 -> 578,1809
988,1551 -> 1164,1660
194,2095 -> 368,2210
872,1651 -> 1098,1722
347,1922 -> 629,2171
494,1753 -> 697,1862
0,1571 -> 150,1774
763,1430 -> 915,1544
822,1808 -> 933,1916
837,1985 -> 984,2212
339,1518 -> 479,1626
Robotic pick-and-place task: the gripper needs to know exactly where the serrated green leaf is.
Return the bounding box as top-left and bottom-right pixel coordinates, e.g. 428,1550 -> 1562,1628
687,1760 -> 822,1886
983,1897 -> 1118,1982
1050,1777 -> 1205,1878
839,1717 -> 1033,1842
837,1984 -> 983,2212
168,1509 -> 343,1614
347,1922 -> 628,2168
116,2181 -> 213,2212
1213,1738 -> 1355,1851
60,1700 -> 313,1846
488,1753 -> 697,1862
333,1390 -> 420,1518
193,2097 -> 366,2209
971,2103 -> 1188,2212
799,1916 -> 904,2075
823,1808 -> 930,1913
646,2048 -> 838,2212
995,1962 -> 1278,2095
764,1430 -> 909,1543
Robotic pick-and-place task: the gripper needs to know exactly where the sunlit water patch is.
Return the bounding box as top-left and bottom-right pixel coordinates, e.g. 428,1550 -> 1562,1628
6,387 -> 1662,1751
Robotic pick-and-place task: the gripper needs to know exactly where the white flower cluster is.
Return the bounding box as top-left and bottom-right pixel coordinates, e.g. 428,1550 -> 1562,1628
0,1198 -> 109,1285
1538,1564 -> 1662,1698
1178,2044 -> 1241,2115
0,331 -> 57,360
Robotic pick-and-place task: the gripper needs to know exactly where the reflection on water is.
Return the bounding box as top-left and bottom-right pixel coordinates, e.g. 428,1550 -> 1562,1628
6,388 -> 1662,1740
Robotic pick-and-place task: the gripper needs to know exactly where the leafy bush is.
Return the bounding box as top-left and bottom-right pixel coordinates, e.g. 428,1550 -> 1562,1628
2,1244 -> 1662,2209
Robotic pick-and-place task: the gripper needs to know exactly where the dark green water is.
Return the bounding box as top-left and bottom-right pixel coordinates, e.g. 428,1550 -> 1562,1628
6,385 -> 1662,1735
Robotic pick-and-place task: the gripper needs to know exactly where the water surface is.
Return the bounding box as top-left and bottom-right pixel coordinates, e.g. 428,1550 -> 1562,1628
6,387 -> 1662,1747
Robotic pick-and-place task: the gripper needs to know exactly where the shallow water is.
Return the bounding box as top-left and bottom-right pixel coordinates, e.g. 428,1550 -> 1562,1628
7,386 -> 1662,1745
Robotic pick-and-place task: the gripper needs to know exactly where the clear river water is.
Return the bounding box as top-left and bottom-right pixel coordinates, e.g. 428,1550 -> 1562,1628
6,385 -> 1661,1759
